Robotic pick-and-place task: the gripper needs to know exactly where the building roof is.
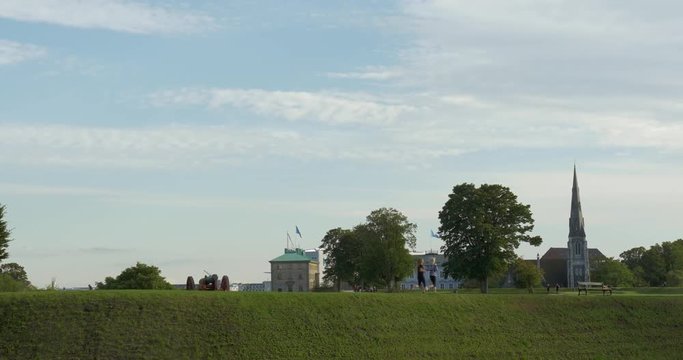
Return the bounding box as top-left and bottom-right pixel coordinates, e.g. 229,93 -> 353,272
588,248 -> 606,260
541,247 -> 606,261
542,247 -> 569,260
269,248 -> 312,263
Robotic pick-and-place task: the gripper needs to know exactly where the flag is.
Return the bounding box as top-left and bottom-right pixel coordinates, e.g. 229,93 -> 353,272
295,226 -> 302,238
431,230 -> 440,238
287,232 -> 292,248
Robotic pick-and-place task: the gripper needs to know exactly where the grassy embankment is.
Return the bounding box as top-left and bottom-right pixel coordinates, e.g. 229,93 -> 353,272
1,289 -> 682,359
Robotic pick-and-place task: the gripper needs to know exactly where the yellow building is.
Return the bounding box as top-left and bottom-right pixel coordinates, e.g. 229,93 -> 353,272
270,248 -> 319,292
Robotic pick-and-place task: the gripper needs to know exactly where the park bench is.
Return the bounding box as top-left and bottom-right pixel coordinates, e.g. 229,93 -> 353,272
577,281 -> 612,296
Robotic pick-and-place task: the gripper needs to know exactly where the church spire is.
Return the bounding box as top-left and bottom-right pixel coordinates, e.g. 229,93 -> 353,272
569,164 -> 586,237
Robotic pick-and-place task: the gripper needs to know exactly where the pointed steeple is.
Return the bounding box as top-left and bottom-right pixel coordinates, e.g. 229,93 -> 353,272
569,164 -> 586,237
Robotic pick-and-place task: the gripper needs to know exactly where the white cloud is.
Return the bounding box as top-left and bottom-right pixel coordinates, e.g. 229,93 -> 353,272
439,94 -> 492,108
0,124 -> 318,168
149,88 -> 415,125
0,39 -> 45,65
585,116 -> 683,150
326,66 -> 403,80
0,123 -> 440,169
0,0 -> 214,34
371,0 -> 683,99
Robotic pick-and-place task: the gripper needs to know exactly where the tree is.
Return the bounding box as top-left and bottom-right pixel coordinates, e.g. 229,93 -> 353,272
592,257 -> 635,287
439,183 -> 542,293
0,273 -> 26,292
640,245 -> 667,286
514,258 -> 542,293
0,204 -> 10,264
320,208 -> 417,291
96,262 -> 174,290
666,270 -> 683,287
619,246 -> 646,271
0,262 -> 30,286
620,240 -> 683,287
356,208 -> 416,291
661,240 -> 683,273
320,228 -> 363,290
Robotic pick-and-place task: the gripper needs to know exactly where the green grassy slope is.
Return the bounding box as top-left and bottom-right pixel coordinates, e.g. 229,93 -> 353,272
1,291 -> 682,359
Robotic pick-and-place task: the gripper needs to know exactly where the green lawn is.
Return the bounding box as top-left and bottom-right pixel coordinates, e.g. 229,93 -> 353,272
1,290 -> 682,359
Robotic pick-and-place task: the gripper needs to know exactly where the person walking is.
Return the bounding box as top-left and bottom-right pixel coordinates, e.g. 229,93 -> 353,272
417,258 -> 426,292
555,283 -> 560,294
428,257 -> 439,292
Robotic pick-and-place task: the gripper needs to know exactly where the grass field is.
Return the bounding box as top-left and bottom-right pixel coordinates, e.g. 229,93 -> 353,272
1,289 -> 682,359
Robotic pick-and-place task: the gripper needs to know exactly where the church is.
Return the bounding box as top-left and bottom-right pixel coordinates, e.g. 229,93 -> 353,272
537,166 -> 606,288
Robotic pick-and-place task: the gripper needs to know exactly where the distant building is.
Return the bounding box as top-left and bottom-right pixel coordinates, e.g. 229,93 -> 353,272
536,166 -> 606,288
304,248 -> 325,267
270,248 -> 320,292
398,252 -> 460,291
237,281 -> 272,292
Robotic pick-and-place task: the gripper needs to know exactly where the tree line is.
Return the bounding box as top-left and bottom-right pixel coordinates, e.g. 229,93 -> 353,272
592,239 -> 683,287
321,184 -> 543,293
3,182 -> 680,292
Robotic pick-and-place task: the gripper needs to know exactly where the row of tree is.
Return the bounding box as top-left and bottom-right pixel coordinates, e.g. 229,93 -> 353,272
322,184 -> 544,293
605,239 -> 683,287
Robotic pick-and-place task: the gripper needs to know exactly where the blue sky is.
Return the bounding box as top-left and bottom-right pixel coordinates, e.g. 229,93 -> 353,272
1,0 -> 682,287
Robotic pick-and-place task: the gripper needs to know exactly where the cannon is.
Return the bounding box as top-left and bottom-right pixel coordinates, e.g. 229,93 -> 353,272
185,274 -> 230,291
199,274 -> 218,290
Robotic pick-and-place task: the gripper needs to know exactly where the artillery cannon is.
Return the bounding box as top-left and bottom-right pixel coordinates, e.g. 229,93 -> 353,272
185,274 -> 230,291
199,274 -> 218,290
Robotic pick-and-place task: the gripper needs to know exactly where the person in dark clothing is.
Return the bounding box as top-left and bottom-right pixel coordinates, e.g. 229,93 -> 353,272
427,257 -> 439,292
417,258 -> 426,292
555,283 -> 560,294
546,284 -> 550,293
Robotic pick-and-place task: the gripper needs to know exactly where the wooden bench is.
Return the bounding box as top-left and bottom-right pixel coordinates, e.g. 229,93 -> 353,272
577,281 -> 612,295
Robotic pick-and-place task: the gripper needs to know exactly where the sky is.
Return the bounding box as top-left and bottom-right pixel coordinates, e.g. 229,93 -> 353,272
1,0 -> 682,288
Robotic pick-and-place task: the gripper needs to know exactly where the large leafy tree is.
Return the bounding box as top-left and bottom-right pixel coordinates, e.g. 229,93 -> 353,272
592,257 -> 635,287
97,262 -> 174,290
640,244 -> 667,286
439,183 -> 542,293
620,246 -> 646,271
320,208 -> 417,291
320,228 -> 363,290
662,240 -> 683,274
357,208 -> 416,291
0,204 -> 10,264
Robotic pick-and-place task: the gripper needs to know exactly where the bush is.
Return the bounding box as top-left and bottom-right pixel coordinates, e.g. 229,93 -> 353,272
97,262 -> 174,290
0,273 -> 27,292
